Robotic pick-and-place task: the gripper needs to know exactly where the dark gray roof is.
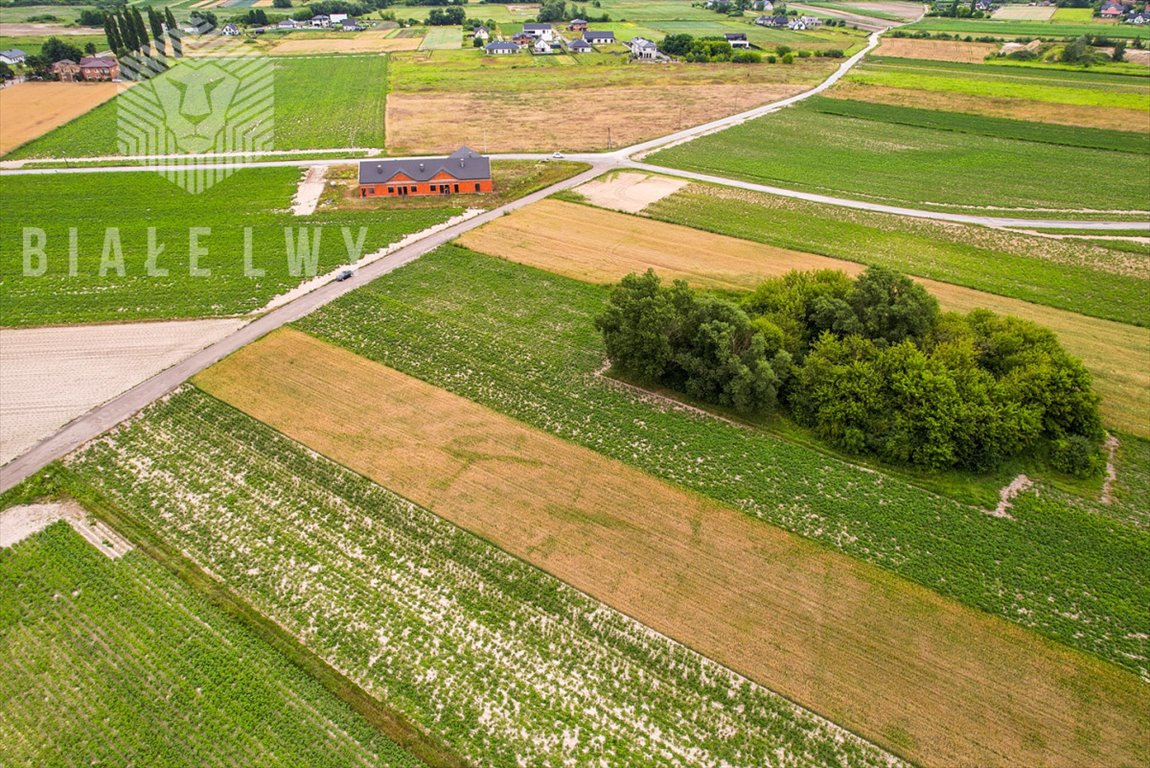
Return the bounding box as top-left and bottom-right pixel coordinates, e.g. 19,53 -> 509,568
570,39 -> 592,48
724,32 -> 747,40
80,56 -> 117,67
1,48 -> 27,58
358,147 -> 491,185
524,22 -> 551,30
583,30 -> 615,40
486,41 -> 520,51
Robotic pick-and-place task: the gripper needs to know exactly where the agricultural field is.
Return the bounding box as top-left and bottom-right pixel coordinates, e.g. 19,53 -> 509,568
645,100 -> 1150,214
0,81 -> 125,156
418,24 -> 462,50
267,29 -> 423,54
459,195 -> 1149,434
0,169 -> 456,325
875,36 -> 998,62
4,55 -> 388,159
68,384 -> 909,768
904,15 -> 1149,39
0,522 -> 420,767
0,32 -> 107,55
292,244 -> 1150,681
386,49 -> 838,152
832,54 -> 1150,129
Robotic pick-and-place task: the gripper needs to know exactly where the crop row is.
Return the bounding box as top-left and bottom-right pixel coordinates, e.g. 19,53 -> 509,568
68,386 -> 905,768
0,523 -> 417,768
294,245 -> 1150,677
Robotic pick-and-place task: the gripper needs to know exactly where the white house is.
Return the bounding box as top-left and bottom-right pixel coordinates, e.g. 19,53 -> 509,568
221,23 -> 239,36
583,29 -> 615,45
569,38 -> 592,52
523,22 -> 551,37
329,13 -> 348,25
724,32 -> 750,48
473,25 -> 490,40
485,41 -> 520,54
533,38 -> 557,54
0,48 -> 26,65
626,36 -> 659,59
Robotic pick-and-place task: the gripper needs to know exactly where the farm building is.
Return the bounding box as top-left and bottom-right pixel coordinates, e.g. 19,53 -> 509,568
222,23 -> 240,36
0,48 -> 25,65
724,32 -> 750,48
583,30 -> 616,44
486,41 -> 520,54
79,56 -> 119,81
51,59 -> 81,81
473,25 -> 490,40
358,147 -> 493,198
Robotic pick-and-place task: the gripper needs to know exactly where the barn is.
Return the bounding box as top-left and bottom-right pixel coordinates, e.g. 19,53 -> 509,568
358,147 -> 493,198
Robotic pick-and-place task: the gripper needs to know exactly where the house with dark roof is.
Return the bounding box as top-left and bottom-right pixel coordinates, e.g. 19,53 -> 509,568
583,29 -> 615,44
724,32 -> 750,48
512,31 -> 535,46
359,147 -> 493,198
523,22 -> 552,36
755,14 -> 789,27
1100,0 -> 1127,17
1127,9 -> 1149,22
79,56 -> 119,81
0,48 -> 26,65
626,36 -> 659,59
569,38 -> 592,52
486,40 -> 521,54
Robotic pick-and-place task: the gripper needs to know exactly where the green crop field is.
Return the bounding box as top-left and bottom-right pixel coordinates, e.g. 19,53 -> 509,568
418,25 -> 462,50
66,385 -> 904,768
905,16 -> 1149,39
646,102 -> 1150,214
293,245 -> 1150,677
0,523 -> 420,768
808,95 -> 1150,153
0,169 -> 456,325
0,33 -> 108,56
847,56 -> 1150,110
632,180 -> 1150,328
5,55 -> 388,160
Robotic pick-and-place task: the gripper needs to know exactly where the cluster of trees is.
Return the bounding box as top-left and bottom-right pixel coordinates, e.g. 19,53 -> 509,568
1062,35 -> 1129,63
532,0 -> 609,22
598,268 -> 1104,476
103,6 -> 181,60
659,34 -> 762,62
427,5 -> 466,24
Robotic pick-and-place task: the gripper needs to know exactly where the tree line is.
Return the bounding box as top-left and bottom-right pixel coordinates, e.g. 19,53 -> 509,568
597,268 -> 1105,476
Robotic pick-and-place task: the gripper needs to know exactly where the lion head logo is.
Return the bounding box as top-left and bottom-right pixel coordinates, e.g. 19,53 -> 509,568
117,35 -> 274,194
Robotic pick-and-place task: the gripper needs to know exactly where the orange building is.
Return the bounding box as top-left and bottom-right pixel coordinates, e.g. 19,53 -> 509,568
358,147 -> 493,198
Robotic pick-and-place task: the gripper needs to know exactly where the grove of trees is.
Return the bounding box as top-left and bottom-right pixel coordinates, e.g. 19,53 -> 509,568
597,268 -> 1105,476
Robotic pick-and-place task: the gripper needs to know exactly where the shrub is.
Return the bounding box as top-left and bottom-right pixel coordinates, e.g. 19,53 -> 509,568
781,52 -> 794,64
1050,436 -> 1105,478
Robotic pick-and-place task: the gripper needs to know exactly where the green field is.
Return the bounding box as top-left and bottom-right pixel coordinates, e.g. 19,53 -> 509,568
0,523 -> 420,768
5,55 -> 388,160
905,16 -> 1149,39
418,24 -> 463,50
1052,7 -> 1096,22
848,56 -> 1150,110
66,385 -> 903,768
0,33 -> 107,56
294,245 -> 1150,677
809,95 -> 1150,153
0,169 -> 455,325
631,179 -> 1150,328
646,102 -> 1150,213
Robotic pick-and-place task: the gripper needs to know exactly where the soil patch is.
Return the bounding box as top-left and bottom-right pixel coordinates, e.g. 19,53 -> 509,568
574,171 -> 687,213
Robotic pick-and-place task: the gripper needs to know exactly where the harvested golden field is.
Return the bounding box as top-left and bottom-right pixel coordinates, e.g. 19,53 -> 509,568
0,81 -> 124,155
828,81 -> 1149,131
876,37 -> 999,63
386,83 -> 806,153
270,31 -> 421,55
196,328 -> 1150,768
456,199 -> 1150,435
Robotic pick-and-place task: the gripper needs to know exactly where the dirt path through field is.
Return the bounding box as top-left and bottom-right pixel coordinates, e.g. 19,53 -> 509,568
456,199 -> 1150,436
195,328 -> 1150,768
291,165 -> 327,215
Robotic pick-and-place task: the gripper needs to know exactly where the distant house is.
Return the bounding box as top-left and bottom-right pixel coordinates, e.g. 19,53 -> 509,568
52,58 -> 80,80
340,17 -> 360,30
755,14 -> 789,27
222,23 -> 240,36
568,18 -> 588,31
724,32 -> 750,48
532,38 -> 557,53
0,48 -> 26,65
309,14 -> 330,27
626,36 -> 659,59
569,38 -> 592,52
277,18 -> 300,28
79,56 -> 119,81
329,13 -> 348,25
473,25 -> 490,40
1099,1 -> 1126,17
1127,9 -> 1149,22
583,29 -> 615,44
788,15 -> 821,29
358,147 -> 493,198
486,40 -> 520,54
511,31 -> 534,46
523,22 -> 552,36
973,0 -> 993,11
